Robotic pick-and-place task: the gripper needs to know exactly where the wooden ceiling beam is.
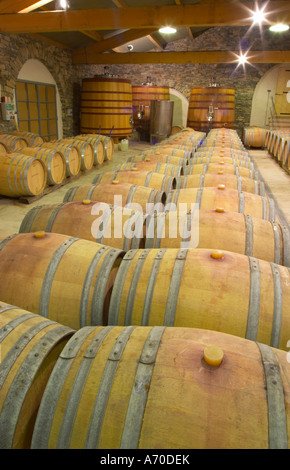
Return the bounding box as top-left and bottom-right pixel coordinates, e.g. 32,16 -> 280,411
72,50 -> 290,65
0,0 -> 53,13
1,2 -> 290,33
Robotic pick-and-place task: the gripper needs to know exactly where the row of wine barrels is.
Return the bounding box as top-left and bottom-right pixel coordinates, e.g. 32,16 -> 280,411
0,153 -> 47,197
30,324 -> 290,449
243,127 -> 266,148
57,138 -> 94,171
176,173 -> 265,195
195,147 -> 250,160
20,147 -> 66,185
75,134 -> 114,161
127,152 -> 188,171
19,201 -> 146,251
113,161 -> 184,177
64,181 -> 166,213
188,155 -> 253,168
71,135 -> 105,165
144,146 -> 192,160
20,198 -> 289,267
40,142 -> 81,177
11,131 -> 44,147
0,232 -> 124,330
0,134 -> 28,152
186,161 -> 258,179
265,129 -> 290,172
92,170 -> 176,194
0,301 -> 74,449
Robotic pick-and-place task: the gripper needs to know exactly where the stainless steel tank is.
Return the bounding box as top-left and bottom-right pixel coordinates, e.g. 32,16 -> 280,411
150,100 -> 174,144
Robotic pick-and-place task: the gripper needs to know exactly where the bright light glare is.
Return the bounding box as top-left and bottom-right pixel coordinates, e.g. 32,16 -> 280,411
269,23 -> 289,32
238,53 -> 248,66
159,27 -> 177,34
60,0 -> 68,9
252,8 -> 266,25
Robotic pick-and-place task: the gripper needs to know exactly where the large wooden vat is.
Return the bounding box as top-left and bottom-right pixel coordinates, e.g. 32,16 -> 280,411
19,201 -> 146,251
108,248 -> 290,350
31,325 -> 290,449
92,170 -> 176,194
0,153 -> 47,197
0,301 -> 74,449
145,208 -> 290,267
132,85 -> 170,135
166,187 -> 275,221
80,77 -> 133,139
63,182 -> 166,213
0,233 -> 124,330
187,87 -> 235,131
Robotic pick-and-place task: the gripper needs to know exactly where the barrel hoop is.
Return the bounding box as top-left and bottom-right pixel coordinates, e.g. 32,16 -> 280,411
235,167 -> 239,177
0,312 -> 35,342
239,192 -> 245,214
153,214 -> 166,249
256,342 -> 288,449
18,154 -> 31,195
108,250 -> 138,325
173,189 -> 180,207
272,223 -> 281,265
7,154 -> 24,195
31,326 -> 95,448
125,184 -> 137,207
141,250 -> 167,326
244,215 -> 253,257
45,204 -> 66,233
96,206 -> 114,245
182,175 -> 188,189
0,324 -> 71,449
63,187 -> 77,202
259,181 -> 265,197
268,198 -> 275,223
0,234 -> 18,253
120,326 -> 165,449
19,205 -> 44,233
196,188 -> 203,207
202,164 -> 208,175
237,176 -> 242,192
79,245 -> 109,327
144,215 -> 157,249
39,238 -> 79,318
123,249 -> 151,325
246,257 -> 261,341
56,326 -> 114,449
270,263 -> 283,349
281,225 -> 290,267
164,248 -> 188,326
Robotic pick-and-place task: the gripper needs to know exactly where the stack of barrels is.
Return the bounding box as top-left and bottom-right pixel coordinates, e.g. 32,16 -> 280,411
0,131 -> 112,199
0,126 -> 290,449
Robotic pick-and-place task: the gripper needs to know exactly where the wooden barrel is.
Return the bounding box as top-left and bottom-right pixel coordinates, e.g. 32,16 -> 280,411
243,127 -> 266,148
145,146 -> 192,159
41,142 -> 81,177
281,138 -> 290,171
80,77 -> 133,138
113,161 -> 183,177
107,248 -> 290,350
78,134 -> 114,161
187,87 -> 235,130
176,173 -> 265,195
20,147 -> 66,185
145,208 -> 290,267
166,186 -> 275,221
0,232 -> 124,330
195,147 -> 250,159
63,182 -> 166,213
0,153 -> 47,197
19,201 -> 146,251
0,301 -> 74,449
59,139 -> 94,171
186,162 -> 257,179
189,156 -> 253,169
73,135 -> 105,165
132,85 -> 170,134
128,153 -> 188,170
11,131 -> 44,147
31,325 -> 290,449
92,170 -> 176,194
0,134 -> 28,151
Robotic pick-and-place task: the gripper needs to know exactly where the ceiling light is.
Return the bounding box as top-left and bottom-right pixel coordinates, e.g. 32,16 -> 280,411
159,27 -> 177,34
60,0 -> 68,9
251,7 -> 266,25
269,23 -> 289,32
238,53 -> 248,66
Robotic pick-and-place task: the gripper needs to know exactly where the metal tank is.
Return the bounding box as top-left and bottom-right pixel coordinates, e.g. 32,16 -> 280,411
149,100 -> 174,144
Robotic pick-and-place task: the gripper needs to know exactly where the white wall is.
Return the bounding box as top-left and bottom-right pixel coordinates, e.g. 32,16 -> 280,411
17,58 -> 63,138
169,88 -> 189,129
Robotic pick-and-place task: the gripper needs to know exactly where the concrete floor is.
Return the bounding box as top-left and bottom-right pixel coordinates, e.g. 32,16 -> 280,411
0,142 -> 289,239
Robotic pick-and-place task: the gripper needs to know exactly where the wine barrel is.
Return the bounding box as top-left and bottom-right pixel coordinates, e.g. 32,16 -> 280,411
113,161 -> 183,177
145,146 -> 192,160
0,301 -> 74,449
243,127 -> 266,148
0,232 -> 124,330
127,153 -> 188,171
166,186 -> 275,221
195,147 -> 250,159
11,131 -> 44,147
31,325 -> 290,449
132,85 -> 170,134
189,156 -> 253,169
92,170 -> 176,194
19,201 -> 146,251
80,77 -> 133,138
187,86 -> 235,130
108,248 -> 290,350
41,142 -> 81,177
72,135 -> 105,165
20,147 -> 66,185
78,134 -> 114,161
63,182 -> 166,213
186,162 -> 257,179
281,138 -> 290,171
145,208 -> 290,267
0,153 -> 47,197
176,173 -> 265,195
59,139 -> 94,171
0,134 -> 28,151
